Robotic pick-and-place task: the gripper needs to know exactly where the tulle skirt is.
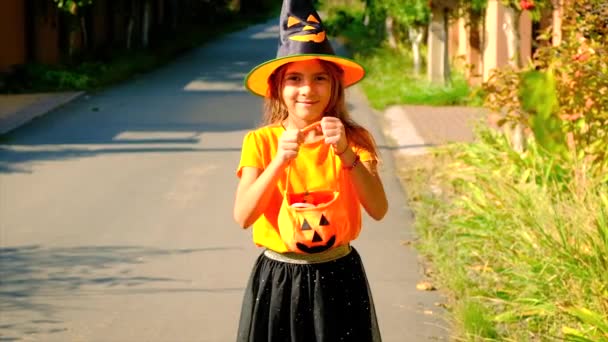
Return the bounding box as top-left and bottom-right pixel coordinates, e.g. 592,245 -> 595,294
236,246 -> 382,342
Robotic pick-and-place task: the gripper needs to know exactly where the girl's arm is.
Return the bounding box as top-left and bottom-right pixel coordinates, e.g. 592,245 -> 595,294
233,129 -> 301,228
320,117 -> 388,220
339,148 -> 388,220
233,158 -> 286,228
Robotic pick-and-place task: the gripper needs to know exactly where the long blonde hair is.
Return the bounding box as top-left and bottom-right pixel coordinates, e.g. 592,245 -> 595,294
262,59 -> 379,158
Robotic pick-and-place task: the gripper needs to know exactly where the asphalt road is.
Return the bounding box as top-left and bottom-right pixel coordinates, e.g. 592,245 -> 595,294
0,18 -> 448,341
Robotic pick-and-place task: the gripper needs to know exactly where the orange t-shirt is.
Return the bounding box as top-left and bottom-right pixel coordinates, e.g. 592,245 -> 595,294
236,124 -> 375,252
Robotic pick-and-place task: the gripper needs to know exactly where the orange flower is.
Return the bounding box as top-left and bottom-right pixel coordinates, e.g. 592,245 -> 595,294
560,112 -> 583,121
520,0 -> 535,10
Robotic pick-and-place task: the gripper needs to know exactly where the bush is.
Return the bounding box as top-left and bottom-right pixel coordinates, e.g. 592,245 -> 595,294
401,127 -> 608,340
400,1 -> 608,340
483,0 -> 608,179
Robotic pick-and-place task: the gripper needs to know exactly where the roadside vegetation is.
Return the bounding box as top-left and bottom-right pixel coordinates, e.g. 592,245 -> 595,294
321,1 -> 481,108
324,0 -> 608,340
1,1 -> 279,93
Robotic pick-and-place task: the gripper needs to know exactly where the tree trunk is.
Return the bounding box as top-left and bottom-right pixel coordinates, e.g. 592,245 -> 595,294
126,17 -> 134,49
442,7 -> 450,84
503,6 -> 526,153
170,0 -> 179,31
126,0 -> 143,50
385,16 -> 397,49
142,0 -> 151,48
363,0 -> 371,26
503,7 -> 521,68
468,9 -> 482,80
427,6 -> 449,85
409,26 -> 424,76
67,14 -> 83,57
80,16 -> 88,50
230,0 -> 241,12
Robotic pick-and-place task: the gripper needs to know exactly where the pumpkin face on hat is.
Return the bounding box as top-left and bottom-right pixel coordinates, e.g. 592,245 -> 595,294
244,0 -> 365,97
287,14 -> 326,43
294,211 -> 336,253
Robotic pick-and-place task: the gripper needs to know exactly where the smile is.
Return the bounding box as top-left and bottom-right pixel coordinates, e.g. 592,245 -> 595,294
296,235 -> 336,254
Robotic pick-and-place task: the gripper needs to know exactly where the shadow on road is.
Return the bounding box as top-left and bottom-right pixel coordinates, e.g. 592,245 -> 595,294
0,244 -> 243,340
0,22 -> 280,174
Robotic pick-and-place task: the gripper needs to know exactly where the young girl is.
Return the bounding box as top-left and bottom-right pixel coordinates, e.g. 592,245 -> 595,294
234,0 -> 388,340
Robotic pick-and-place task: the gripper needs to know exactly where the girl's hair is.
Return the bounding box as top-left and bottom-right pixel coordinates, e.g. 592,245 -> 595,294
262,59 -> 379,158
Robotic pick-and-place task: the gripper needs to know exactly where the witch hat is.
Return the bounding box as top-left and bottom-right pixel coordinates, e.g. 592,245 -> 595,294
244,0 -> 365,97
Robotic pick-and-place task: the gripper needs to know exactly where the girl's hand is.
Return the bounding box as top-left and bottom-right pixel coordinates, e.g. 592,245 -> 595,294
276,129 -> 301,165
320,116 -> 348,153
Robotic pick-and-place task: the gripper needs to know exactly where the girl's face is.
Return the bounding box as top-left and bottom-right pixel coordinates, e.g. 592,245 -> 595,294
281,59 -> 331,124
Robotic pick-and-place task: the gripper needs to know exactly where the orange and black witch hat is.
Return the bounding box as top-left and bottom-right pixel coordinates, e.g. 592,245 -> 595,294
245,0 -> 365,97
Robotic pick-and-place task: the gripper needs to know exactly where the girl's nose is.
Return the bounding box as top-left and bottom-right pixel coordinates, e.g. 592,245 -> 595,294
299,79 -> 313,94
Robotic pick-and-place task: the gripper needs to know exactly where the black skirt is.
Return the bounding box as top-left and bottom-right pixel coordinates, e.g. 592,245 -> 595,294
236,246 -> 382,342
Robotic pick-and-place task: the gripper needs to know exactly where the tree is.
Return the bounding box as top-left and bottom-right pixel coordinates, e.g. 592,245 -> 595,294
501,0 -> 554,152
461,0 -> 551,152
379,0 -> 430,76
53,0 -> 93,14
484,0 -> 608,183
454,0 -> 487,80
52,0 -> 94,56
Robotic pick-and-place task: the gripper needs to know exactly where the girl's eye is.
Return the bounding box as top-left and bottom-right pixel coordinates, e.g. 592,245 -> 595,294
316,75 -> 329,81
285,75 -> 300,82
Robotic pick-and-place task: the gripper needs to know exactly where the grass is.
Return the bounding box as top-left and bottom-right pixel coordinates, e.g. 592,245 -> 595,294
396,128 -> 608,341
321,3 -> 483,109
357,47 -> 478,108
459,301 -> 499,340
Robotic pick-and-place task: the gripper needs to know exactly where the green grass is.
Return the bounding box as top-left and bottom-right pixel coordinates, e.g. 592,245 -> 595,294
397,129 -> 608,341
357,47 -> 478,108
459,301 -> 499,340
321,3 -> 482,109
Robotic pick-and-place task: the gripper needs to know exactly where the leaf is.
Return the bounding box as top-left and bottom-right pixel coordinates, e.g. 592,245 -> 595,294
494,310 -> 518,323
562,327 -> 596,342
383,0 -> 430,26
564,306 -> 608,334
494,302 -> 556,323
520,69 -> 568,156
519,168 -> 531,183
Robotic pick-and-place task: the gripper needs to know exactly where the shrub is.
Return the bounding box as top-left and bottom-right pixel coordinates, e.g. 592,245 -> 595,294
483,0 -> 608,180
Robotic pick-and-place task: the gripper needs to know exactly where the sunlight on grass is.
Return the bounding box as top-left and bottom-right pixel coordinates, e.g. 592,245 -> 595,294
322,7 -> 481,109
397,129 -> 608,341
459,301 -> 499,339
357,47 -> 479,108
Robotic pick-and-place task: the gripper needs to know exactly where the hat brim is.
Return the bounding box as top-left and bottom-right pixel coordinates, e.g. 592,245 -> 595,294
245,54 -> 365,97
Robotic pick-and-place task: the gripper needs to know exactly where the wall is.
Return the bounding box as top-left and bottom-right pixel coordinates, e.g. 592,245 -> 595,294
32,1 -> 61,65
0,0 -> 26,72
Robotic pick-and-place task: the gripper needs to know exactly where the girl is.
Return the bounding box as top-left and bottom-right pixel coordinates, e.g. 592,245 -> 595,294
234,1 -> 388,340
